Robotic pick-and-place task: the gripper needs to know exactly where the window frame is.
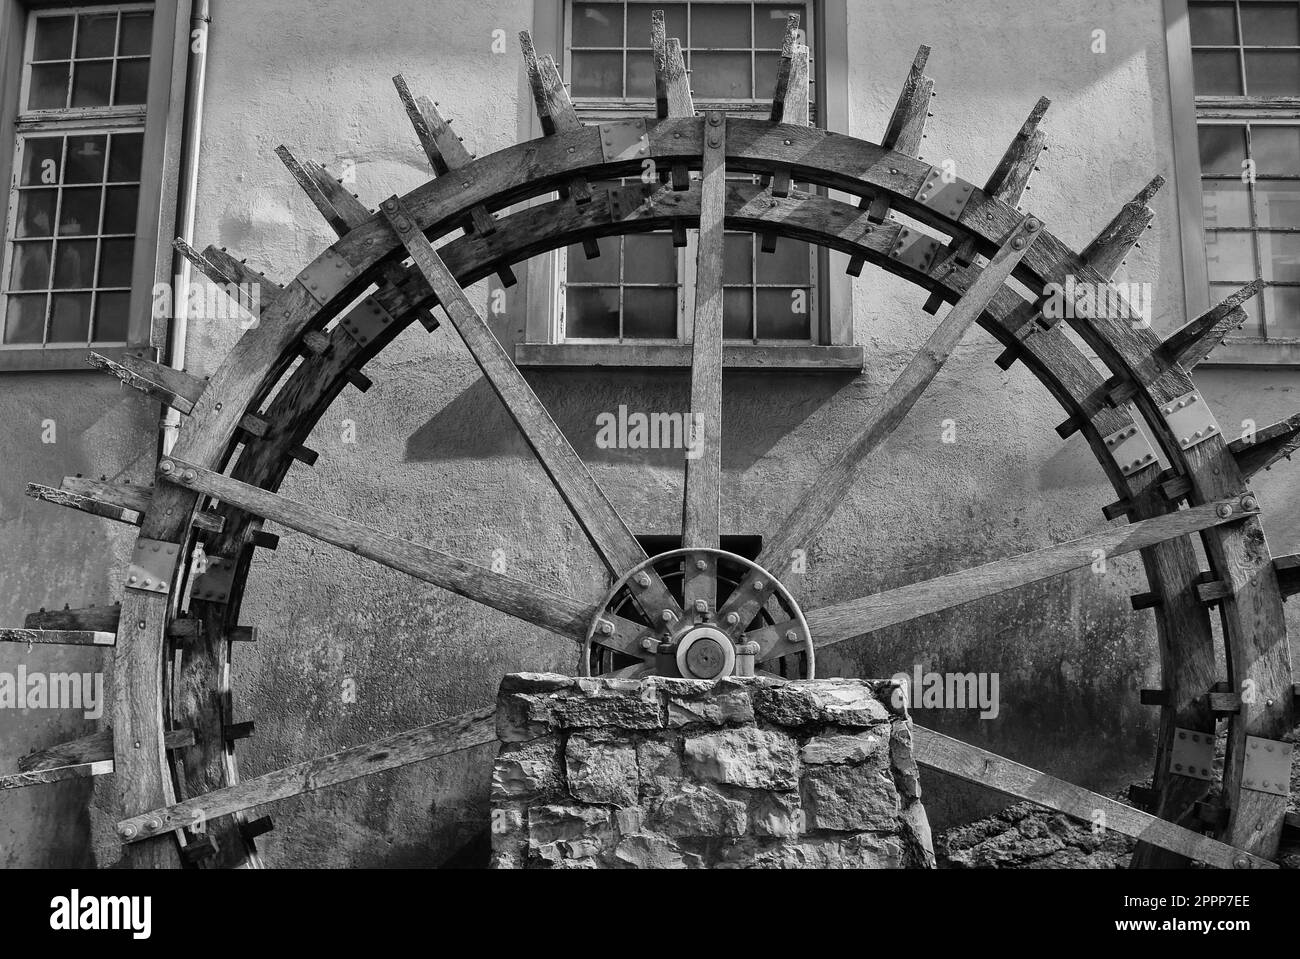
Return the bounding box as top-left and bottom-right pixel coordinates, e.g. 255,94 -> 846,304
517,0 -> 859,371
1166,0 -> 1300,365
0,0 -> 189,372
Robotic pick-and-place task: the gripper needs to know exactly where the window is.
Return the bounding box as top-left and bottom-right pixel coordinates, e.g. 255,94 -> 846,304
0,1 -> 183,371
1172,0 -> 1300,353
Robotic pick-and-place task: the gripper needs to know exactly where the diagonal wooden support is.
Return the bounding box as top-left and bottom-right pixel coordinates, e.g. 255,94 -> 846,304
379,194 -> 681,624
520,31 -> 592,205
117,706 -> 500,843
1000,175 -> 1164,375
652,9 -> 694,120
1231,412 -> 1300,479
847,45 -> 933,274
682,113 -> 726,609
26,480 -> 224,533
715,214 -> 1045,638
924,96 -> 1049,313
912,725 -> 1276,869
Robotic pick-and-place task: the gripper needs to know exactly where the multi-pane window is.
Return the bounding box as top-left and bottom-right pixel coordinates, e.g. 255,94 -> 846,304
561,1 -> 818,345
1190,1 -> 1300,339
2,5 -> 151,348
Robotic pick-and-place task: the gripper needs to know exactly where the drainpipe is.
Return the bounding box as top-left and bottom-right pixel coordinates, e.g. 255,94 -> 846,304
162,0 -> 211,455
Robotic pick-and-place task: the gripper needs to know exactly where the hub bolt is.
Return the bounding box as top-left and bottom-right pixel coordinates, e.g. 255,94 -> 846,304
635,572 -> 651,588
597,620 -> 614,636
725,612 -> 740,626
695,558 -> 708,571
694,600 -> 709,614
661,610 -> 677,623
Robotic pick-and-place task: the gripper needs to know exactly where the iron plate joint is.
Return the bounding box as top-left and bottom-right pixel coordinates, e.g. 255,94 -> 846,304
1242,736 -> 1293,797
127,539 -> 180,595
1161,391 -> 1222,452
1170,727 -> 1215,781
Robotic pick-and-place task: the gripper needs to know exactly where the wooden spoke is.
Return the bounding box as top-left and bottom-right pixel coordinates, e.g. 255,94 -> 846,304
652,10 -> 694,119
912,725 -> 1276,870
379,195 -> 682,624
20,729 -> 194,773
158,457 -> 644,658
117,706 -> 499,844
749,495 -> 1260,660
681,112 -> 726,578
0,628 -> 115,647
711,215 -> 1045,639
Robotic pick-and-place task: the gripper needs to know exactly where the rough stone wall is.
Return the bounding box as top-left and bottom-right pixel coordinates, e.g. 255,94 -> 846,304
490,673 -> 933,868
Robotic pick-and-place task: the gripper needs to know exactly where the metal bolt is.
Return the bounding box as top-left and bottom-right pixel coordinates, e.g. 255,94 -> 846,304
753,580 -> 765,591
146,818 -> 162,831
159,460 -> 175,474
641,637 -> 658,651
597,620 -> 614,636
725,612 -> 740,626
695,559 -> 707,571
119,824 -> 138,839
1217,504 -> 1233,518
183,469 -> 197,482
1233,857 -> 1249,869
1174,763 -> 1183,771
1241,494 -> 1258,511
694,600 -> 708,613
785,629 -> 799,644
635,572 -> 651,588
1179,731 -> 1186,740
1012,237 -> 1026,250
661,610 -> 676,623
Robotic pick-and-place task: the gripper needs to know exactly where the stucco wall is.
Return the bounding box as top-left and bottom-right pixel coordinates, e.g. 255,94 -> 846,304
3,0 -> 1296,868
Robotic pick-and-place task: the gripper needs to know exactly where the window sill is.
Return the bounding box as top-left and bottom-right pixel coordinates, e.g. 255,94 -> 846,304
514,342 -> 864,372
0,344 -> 154,373
1198,339 -> 1300,368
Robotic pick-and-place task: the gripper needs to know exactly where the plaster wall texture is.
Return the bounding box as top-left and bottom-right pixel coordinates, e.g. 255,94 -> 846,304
0,0 -> 1294,867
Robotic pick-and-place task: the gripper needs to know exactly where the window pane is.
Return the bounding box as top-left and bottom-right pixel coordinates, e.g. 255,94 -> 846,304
568,237 -> 619,282
691,51 -> 751,98
22,137 -> 62,185
65,135 -> 107,183
572,3 -> 623,46
763,238 -> 811,284
1240,2 -> 1300,45
104,185 -> 139,234
11,241 -> 52,290
1189,2 -> 1238,44
94,290 -> 131,341
71,60 -> 112,107
16,190 -> 57,238
755,5 -> 806,47
1245,51 -> 1300,96
571,50 -> 623,96
1212,282 -> 1264,334
119,12 -> 153,56
692,4 -> 751,46
28,62 -> 70,109
567,287 -> 619,337
1260,232 -> 1300,283
1193,50 -> 1243,95
624,234 -> 676,283
723,288 -> 753,338
1201,179 -> 1251,226
1255,180 -> 1300,228
724,234 -> 751,283
108,133 -> 144,181
33,16 -> 75,60
1251,126 -> 1300,175
755,50 -> 784,100
48,292 -> 91,342
1264,284 -> 1300,337
756,288 -> 809,338
114,58 -> 150,106
622,288 -> 676,337
1198,125 -> 1247,175
626,49 -> 655,98
3,294 -> 48,343
98,238 -> 135,285
1205,231 -> 1256,281
53,239 -> 97,287
76,13 -> 118,59
58,187 -> 101,236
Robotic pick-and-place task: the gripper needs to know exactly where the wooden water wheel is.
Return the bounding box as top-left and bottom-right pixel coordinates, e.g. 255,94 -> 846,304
6,12 -> 1297,870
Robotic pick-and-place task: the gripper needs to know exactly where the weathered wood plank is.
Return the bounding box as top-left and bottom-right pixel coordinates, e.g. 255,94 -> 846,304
911,725 -> 1276,869
520,31 -> 581,135
0,629 -> 115,647
157,456 -> 642,655
379,194 -> 681,623
1230,412 -> 1300,479
752,495 -> 1260,659
866,46 -> 932,223
19,728 -> 195,773
1080,175 -> 1164,280
45,476 -> 224,533
652,10 -> 695,119
768,14 -> 802,123
1157,280 -> 1261,371
275,145 -> 372,237
1,761 -> 113,790
117,706 -> 500,843
89,351 -> 269,437
24,604 -> 121,632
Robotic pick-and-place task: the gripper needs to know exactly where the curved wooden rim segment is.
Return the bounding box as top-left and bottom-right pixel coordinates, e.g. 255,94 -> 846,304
80,100 -> 1289,866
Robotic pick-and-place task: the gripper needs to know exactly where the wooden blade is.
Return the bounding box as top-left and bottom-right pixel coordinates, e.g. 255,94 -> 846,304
19,728 -> 194,773
25,481 -> 224,534
985,96 -> 1050,204
0,628 -> 115,646
863,46 -> 933,224
751,495 -> 1260,659
652,10 -> 694,119
682,113 -> 726,558
1081,174 -> 1164,279
379,194 -> 681,623
24,604 -> 120,631
158,456 -> 642,657
911,725 -> 1277,869
768,14 -> 802,122
117,705 -> 499,844
89,351 -> 269,436
1230,412 -> 1300,480
393,74 -> 470,175
1157,280 -> 1262,371
275,145 -> 371,237
520,31 -> 581,135
173,239 -> 271,322
1,761 -> 112,790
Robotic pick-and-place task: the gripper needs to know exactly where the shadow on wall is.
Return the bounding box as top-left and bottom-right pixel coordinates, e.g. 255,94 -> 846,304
403,369 -> 853,470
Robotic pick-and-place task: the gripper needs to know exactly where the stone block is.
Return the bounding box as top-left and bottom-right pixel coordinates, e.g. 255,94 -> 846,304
801,761 -> 901,832
491,734 -> 561,801
683,726 -> 799,789
566,734 -> 639,806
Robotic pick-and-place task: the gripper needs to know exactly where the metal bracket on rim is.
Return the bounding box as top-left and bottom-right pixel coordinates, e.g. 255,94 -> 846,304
913,167 -> 976,222
126,539 -> 181,595
1103,423 -> 1158,477
1170,727 -> 1215,781
296,248 -> 361,307
191,556 -> 237,605
338,296 -> 397,348
1161,391 -> 1222,452
599,118 -> 650,163
888,227 -> 943,274
1242,736 -> 1293,797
